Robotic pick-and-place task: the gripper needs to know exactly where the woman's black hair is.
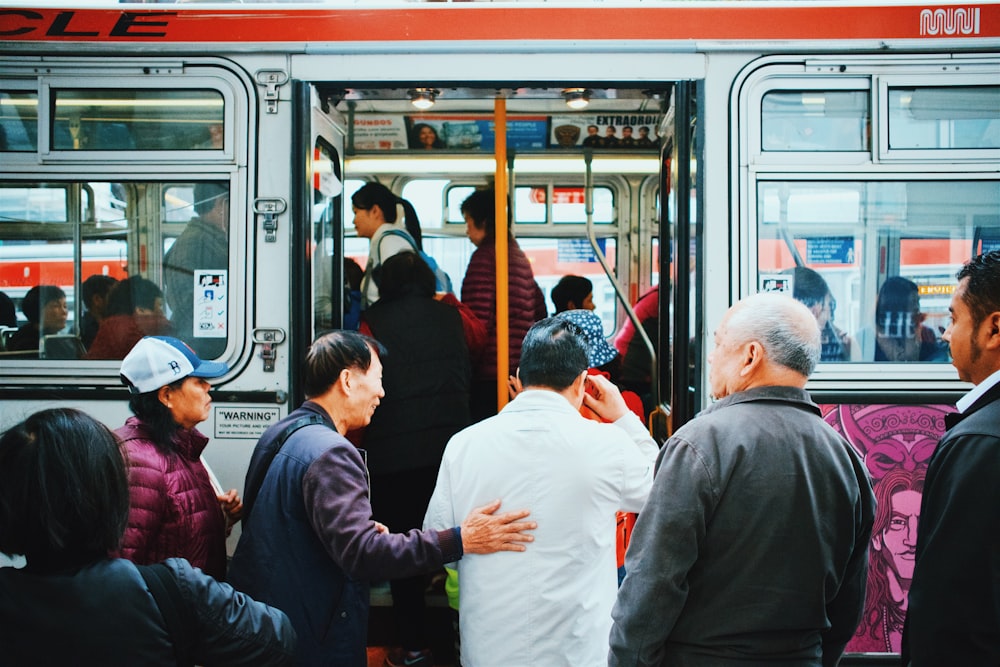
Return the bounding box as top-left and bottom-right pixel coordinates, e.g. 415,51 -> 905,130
107,276 -> 163,316
351,182 -> 424,250
378,251 -> 436,300
127,378 -> 185,452
0,408 -> 129,572
550,275 -> 594,313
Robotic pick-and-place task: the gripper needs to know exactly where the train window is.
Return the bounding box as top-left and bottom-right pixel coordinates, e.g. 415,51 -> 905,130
444,184 -> 615,225
161,181 -> 230,360
887,85 -> 1000,150
756,179 -> 999,363
51,89 -> 224,151
761,90 -> 870,152
0,90 -> 38,152
0,179 -> 231,361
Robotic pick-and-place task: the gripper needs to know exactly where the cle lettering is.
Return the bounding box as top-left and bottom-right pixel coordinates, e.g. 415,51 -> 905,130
0,10 -> 175,38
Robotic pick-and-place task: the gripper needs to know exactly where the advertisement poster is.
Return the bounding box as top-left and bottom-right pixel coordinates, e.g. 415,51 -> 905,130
549,114 -> 661,150
822,402 -> 952,654
406,115 -> 549,151
351,115 -> 409,151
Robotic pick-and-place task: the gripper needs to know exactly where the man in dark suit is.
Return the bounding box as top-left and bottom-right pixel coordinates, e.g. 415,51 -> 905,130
902,250 -> 1000,666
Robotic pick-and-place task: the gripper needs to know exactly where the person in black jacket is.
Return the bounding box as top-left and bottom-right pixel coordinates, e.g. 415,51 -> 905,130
0,407 -> 296,666
902,250 -> 1000,666
360,252 -> 472,666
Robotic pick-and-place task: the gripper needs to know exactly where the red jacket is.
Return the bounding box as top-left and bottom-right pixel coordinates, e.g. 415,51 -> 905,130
115,417 -> 228,580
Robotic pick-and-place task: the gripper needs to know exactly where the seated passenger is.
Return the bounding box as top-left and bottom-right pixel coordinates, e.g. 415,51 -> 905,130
858,276 -> 944,362
550,274 -> 595,314
7,285 -> 67,353
788,266 -> 858,362
0,407 -> 296,665
79,274 -> 118,349
86,276 -> 173,360
0,290 -> 16,328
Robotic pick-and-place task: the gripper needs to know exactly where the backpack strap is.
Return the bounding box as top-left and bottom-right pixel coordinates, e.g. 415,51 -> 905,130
138,562 -> 194,667
242,414 -> 327,521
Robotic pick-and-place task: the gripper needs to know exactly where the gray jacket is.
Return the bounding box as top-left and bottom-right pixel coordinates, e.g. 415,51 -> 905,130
610,386 -> 875,667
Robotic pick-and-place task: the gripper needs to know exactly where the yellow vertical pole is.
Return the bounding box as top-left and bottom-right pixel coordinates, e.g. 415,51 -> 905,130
494,96 -> 510,411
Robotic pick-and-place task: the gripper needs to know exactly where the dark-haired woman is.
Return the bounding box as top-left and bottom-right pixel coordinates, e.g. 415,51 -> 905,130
116,335 -> 242,580
7,284 -> 67,352
0,407 -> 296,665
410,122 -> 445,150
351,182 -> 424,307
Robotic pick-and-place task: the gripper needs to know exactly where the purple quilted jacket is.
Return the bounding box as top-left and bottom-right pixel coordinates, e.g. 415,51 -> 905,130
461,239 -> 547,379
115,416 -> 228,580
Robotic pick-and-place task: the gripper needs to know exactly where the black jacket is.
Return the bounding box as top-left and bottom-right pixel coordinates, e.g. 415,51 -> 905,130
903,381 -> 1000,666
0,557 -> 295,666
363,294 -> 471,474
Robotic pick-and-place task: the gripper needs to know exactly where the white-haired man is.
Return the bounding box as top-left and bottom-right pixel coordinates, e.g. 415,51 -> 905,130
610,292 -> 876,667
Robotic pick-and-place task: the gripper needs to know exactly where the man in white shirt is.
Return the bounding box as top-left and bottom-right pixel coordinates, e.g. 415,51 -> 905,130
902,250 -> 1000,666
423,317 -> 657,667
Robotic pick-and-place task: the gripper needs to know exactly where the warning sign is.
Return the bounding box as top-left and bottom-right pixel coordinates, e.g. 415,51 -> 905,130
214,407 -> 281,439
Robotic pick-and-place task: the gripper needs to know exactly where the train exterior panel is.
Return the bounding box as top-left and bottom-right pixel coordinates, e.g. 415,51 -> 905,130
1,2 -> 998,661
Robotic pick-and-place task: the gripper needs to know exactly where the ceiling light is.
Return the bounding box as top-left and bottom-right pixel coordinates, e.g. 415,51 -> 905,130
408,88 -> 440,111
563,88 -> 591,110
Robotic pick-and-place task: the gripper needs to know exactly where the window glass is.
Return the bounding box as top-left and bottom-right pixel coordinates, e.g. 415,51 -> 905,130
445,185 -> 615,225
756,179 -> 1000,363
52,89 -> 224,151
161,181 -> 229,359
888,86 -> 1000,150
0,91 -> 38,152
761,90 -> 870,151
0,179 -> 231,361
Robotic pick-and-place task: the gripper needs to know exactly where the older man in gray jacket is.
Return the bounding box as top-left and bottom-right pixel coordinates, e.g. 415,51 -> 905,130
609,292 -> 875,667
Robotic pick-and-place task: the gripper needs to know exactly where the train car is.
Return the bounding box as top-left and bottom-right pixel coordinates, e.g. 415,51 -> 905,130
1,2 -> 998,663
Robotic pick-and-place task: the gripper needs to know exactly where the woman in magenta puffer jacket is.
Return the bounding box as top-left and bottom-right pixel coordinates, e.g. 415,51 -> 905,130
115,336 -> 242,580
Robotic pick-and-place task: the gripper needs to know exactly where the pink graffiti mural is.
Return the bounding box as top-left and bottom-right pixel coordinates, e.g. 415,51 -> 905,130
821,403 -> 952,653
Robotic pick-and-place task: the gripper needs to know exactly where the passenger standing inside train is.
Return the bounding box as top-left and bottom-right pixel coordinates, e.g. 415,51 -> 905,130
613,285 -> 659,413
550,274 -> 595,314
460,188 -> 547,422
0,407 -> 296,666
79,274 -> 117,349
162,181 -> 229,359
424,317 -> 657,666
7,284 -> 67,352
902,250 -> 1000,667
227,330 -> 535,667
116,336 -> 243,581
352,182 -> 424,308
609,292 -> 875,667
359,252 -> 473,667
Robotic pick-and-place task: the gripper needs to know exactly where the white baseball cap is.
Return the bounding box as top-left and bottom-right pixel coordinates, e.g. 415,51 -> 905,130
120,336 -> 229,394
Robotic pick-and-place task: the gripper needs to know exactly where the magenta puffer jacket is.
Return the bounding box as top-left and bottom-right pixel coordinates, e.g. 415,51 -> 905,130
115,416 -> 228,580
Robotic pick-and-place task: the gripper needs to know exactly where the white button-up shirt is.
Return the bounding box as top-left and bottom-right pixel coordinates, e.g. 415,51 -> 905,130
424,389 -> 657,667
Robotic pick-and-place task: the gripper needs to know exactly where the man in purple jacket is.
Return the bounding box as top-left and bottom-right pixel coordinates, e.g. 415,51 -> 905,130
228,330 -> 535,667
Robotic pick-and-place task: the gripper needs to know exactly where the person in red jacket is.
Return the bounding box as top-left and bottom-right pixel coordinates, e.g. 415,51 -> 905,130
115,336 -> 242,580
460,188 -> 547,422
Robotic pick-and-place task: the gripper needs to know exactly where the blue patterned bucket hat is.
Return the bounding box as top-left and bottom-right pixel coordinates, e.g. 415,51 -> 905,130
555,309 -> 618,368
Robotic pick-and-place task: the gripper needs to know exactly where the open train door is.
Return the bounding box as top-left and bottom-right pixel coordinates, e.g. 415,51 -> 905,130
657,80 -> 703,438
291,81 -> 347,409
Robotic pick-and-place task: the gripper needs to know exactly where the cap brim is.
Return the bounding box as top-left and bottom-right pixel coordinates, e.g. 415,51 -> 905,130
189,359 -> 230,379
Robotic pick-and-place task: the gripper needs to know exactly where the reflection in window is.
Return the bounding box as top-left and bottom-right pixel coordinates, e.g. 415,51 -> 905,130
162,182 -> 230,359
52,89 -> 224,151
757,179 -> 1000,363
0,91 -> 38,152
761,90 -> 869,151
889,86 -> 1000,150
